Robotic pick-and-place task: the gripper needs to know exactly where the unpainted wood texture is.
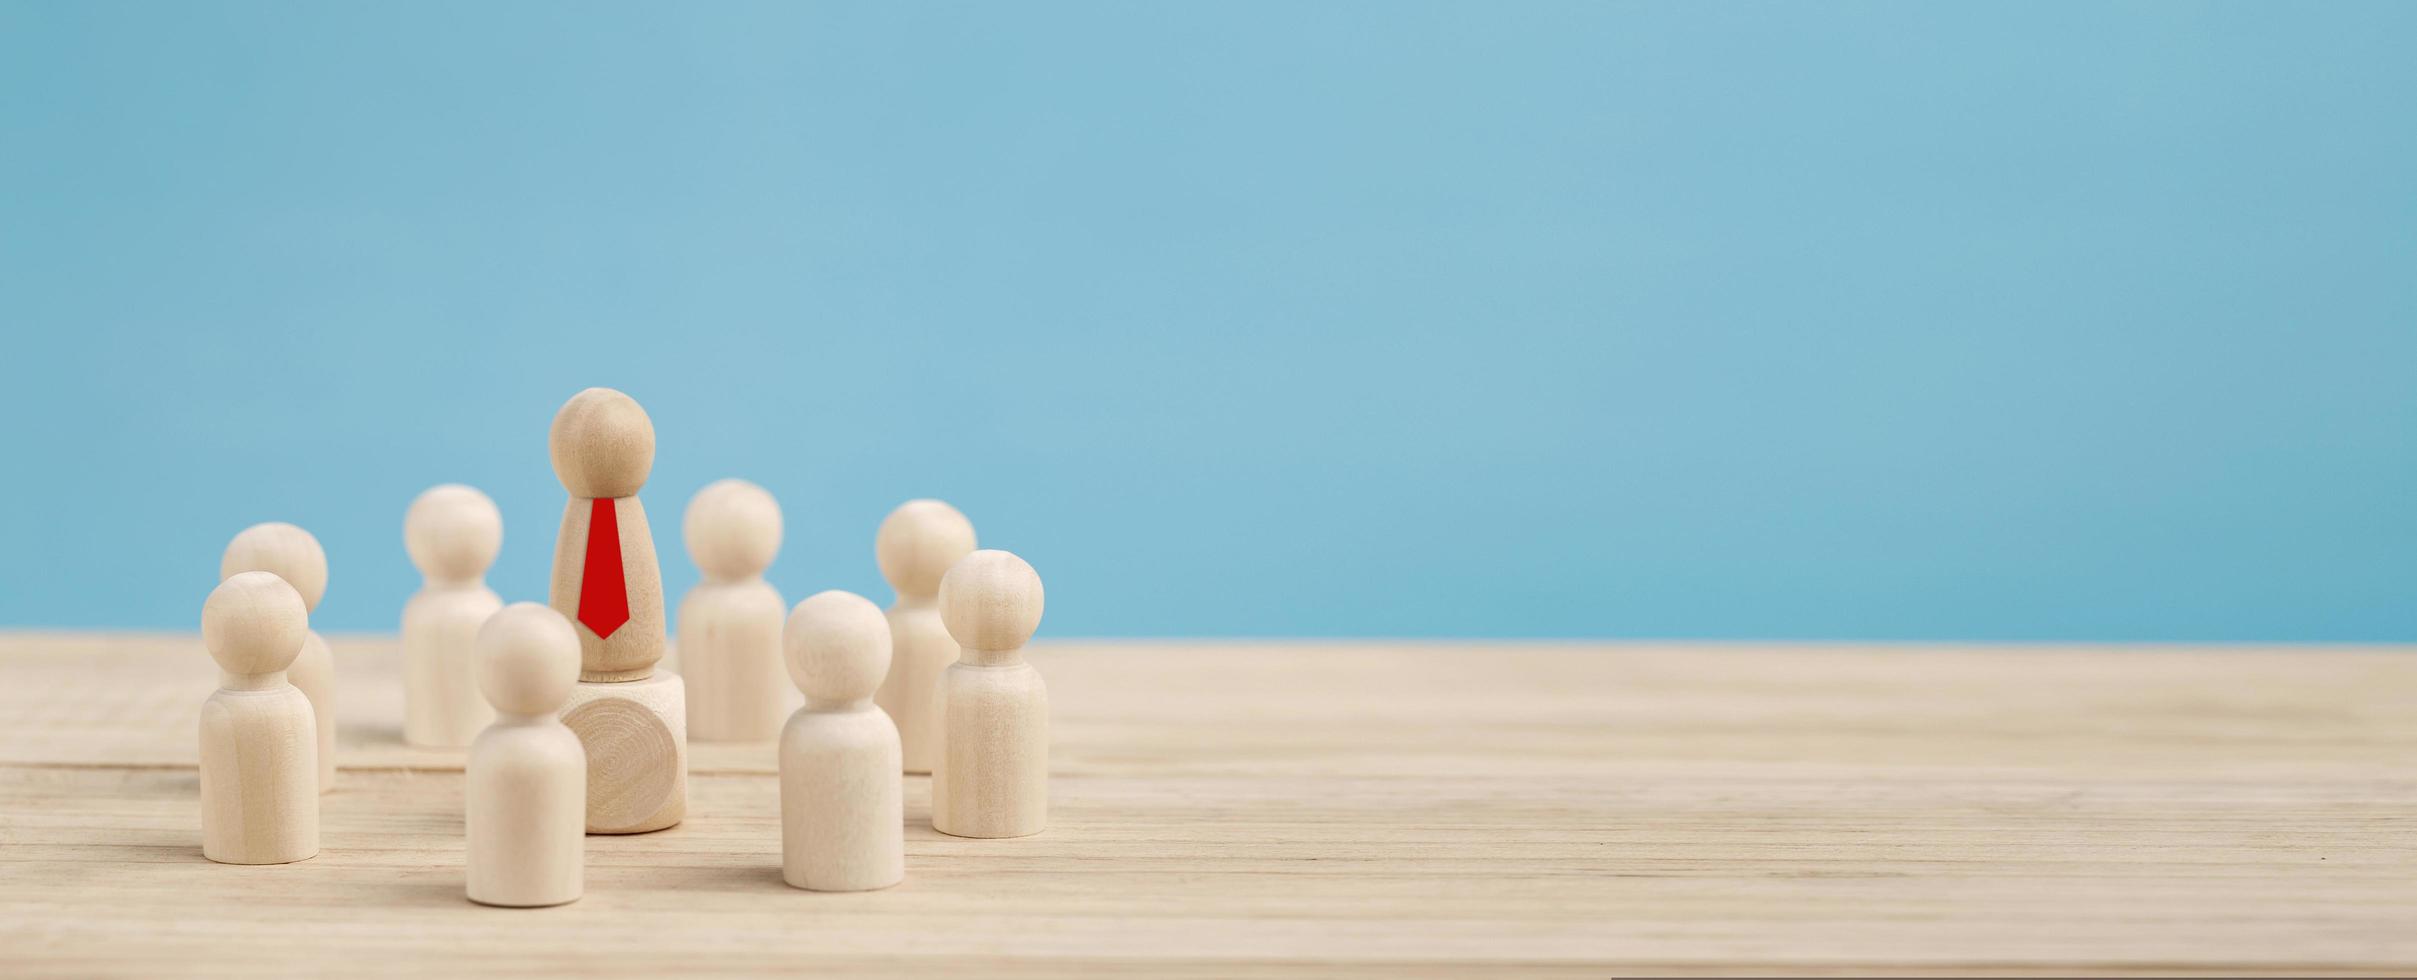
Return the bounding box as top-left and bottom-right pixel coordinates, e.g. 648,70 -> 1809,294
401,588 -> 501,748
219,522 -> 337,793
4,632 -> 2417,975
466,604 -> 584,908
931,662 -> 1048,839
286,632 -> 337,793
466,720 -> 583,906
778,708 -> 902,891
874,498 -> 977,774
932,550 -> 1048,839
196,575 -> 318,865
401,483 -> 505,749
548,386 -> 654,499
679,578 -> 790,741
561,672 -> 687,835
679,479 -> 791,742
880,598 -> 954,773
780,591 -> 905,892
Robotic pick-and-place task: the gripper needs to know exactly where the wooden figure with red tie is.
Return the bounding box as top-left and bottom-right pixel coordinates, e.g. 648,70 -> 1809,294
547,387 -> 687,834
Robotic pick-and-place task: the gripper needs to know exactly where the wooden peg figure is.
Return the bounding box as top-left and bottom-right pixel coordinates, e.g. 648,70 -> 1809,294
199,571 -> 319,865
547,387 -> 686,834
467,603 -> 585,908
872,499 -> 976,774
932,549 -> 1048,839
403,484 -> 505,748
780,590 -> 904,891
680,478 -> 792,742
221,522 -> 336,794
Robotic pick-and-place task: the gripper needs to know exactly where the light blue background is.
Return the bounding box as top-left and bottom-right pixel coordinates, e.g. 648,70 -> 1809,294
2,2 -> 2411,640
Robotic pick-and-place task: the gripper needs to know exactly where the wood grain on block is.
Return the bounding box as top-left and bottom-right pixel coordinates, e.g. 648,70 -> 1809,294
561,672 -> 686,834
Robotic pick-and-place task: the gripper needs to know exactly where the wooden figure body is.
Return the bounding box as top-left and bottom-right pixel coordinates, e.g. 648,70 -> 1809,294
221,522 -> 335,794
872,499 -> 976,774
547,387 -> 686,834
466,603 -> 585,908
199,572 -> 319,865
931,550 -> 1049,839
402,484 -> 505,748
549,494 -> 667,683
679,478 -> 792,742
780,590 -> 903,891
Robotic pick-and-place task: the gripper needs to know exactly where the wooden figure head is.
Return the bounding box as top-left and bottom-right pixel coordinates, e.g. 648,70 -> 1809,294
875,499 -> 977,602
683,478 -> 781,582
549,387 -> 655,499
203,571 -> 308,677
476,603 -> 580,717
405,484 -> 503,587
939,549 -> 1044,657
221,522 -> 328,613
783,590 -> 893,707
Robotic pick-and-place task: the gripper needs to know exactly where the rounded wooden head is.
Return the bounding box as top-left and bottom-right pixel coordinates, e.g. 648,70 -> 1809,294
782,590 -> 892,704
683,478 -> 781,581
875,499 -> 976,600
938,549 -> 1045,652
476,602 -> 580,716
549,387 -> 655,498
220,522 -> 328,613
202,571 -> 308,675
404,484 -> 502,584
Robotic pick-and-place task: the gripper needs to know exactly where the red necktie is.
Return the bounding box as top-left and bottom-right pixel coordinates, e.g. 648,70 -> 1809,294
578,498 -> 631,638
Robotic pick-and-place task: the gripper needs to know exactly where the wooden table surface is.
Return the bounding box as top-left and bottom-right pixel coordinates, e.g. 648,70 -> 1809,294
1,632 -> 2412,977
